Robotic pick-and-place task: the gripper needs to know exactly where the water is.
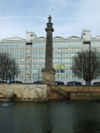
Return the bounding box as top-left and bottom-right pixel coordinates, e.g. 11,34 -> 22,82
0,101 -> 100,133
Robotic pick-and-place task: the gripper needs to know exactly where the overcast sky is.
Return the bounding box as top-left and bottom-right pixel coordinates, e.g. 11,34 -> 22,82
0,0 -> 100,39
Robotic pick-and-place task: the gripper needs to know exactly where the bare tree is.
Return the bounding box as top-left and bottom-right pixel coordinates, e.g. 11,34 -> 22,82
71,50 -> 100,85
0,52 -> 19,82
9,59 -> 19,82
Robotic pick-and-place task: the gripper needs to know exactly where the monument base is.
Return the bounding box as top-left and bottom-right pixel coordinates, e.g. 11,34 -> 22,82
42,69 -> 55,85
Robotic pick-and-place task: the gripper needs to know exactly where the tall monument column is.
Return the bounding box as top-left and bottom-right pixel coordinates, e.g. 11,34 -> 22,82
42,16 -> 55,85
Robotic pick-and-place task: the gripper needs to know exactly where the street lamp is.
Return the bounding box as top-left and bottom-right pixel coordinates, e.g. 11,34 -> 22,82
83,41 -> 91,85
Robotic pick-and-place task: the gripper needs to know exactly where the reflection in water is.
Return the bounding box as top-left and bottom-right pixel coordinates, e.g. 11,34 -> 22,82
72,103 -> 100,133
0,102 -> 13,107
0,101 -> 100,133
74,119 -> 100,133
42,127 -> 53,133
41,103 -> 53,133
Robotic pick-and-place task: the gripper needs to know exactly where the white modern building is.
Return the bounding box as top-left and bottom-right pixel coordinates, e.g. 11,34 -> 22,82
0,30 -> 100,84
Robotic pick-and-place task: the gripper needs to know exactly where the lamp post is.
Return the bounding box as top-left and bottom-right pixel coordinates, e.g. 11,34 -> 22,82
83,41 -> 91,85
89,42 -> 91,81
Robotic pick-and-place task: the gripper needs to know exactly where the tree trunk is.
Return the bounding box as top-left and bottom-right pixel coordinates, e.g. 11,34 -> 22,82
86,80 -> 91,86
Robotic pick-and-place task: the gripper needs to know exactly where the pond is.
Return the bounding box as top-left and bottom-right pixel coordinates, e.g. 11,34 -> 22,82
0,101 -> 100,133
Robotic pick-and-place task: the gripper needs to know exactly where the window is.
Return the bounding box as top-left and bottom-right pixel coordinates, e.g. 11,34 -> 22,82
60,69 -> 65,73
31,34 -> 33,37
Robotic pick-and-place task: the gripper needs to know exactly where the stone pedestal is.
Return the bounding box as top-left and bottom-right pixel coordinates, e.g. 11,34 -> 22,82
42,69 -> 55,85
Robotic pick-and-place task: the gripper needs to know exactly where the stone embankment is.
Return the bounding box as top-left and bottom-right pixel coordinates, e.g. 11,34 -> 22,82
48,85 -> 100,100
0,84 -> 48,101
0,84 -> 100,101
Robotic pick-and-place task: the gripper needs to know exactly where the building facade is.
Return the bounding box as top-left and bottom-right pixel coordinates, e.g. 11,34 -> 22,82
0,30 -> 100,84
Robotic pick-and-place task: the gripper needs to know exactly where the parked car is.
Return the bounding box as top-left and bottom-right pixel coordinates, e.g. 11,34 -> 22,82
33,81 -> 44,84
67,81 -> 82,86
56,81 -> 64,85
0,81 -> 6,83
10,81 -> 22,83
93,82 -> 100,86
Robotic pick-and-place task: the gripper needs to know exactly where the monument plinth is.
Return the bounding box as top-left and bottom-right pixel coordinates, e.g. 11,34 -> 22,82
42,16 -> 55,85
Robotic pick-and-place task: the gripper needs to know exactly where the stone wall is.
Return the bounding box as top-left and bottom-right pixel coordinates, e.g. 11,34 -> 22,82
50,85 -> 100,92
0,84 -> 100,101
70,92 -> 100,100
0,84 -> 48,101
48,85 -> 100,100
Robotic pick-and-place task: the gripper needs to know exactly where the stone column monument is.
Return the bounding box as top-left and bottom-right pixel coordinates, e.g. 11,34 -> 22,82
42,16 -> 55,85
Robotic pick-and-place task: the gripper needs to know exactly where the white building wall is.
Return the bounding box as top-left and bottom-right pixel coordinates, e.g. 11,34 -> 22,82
0,31 -> 100,84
